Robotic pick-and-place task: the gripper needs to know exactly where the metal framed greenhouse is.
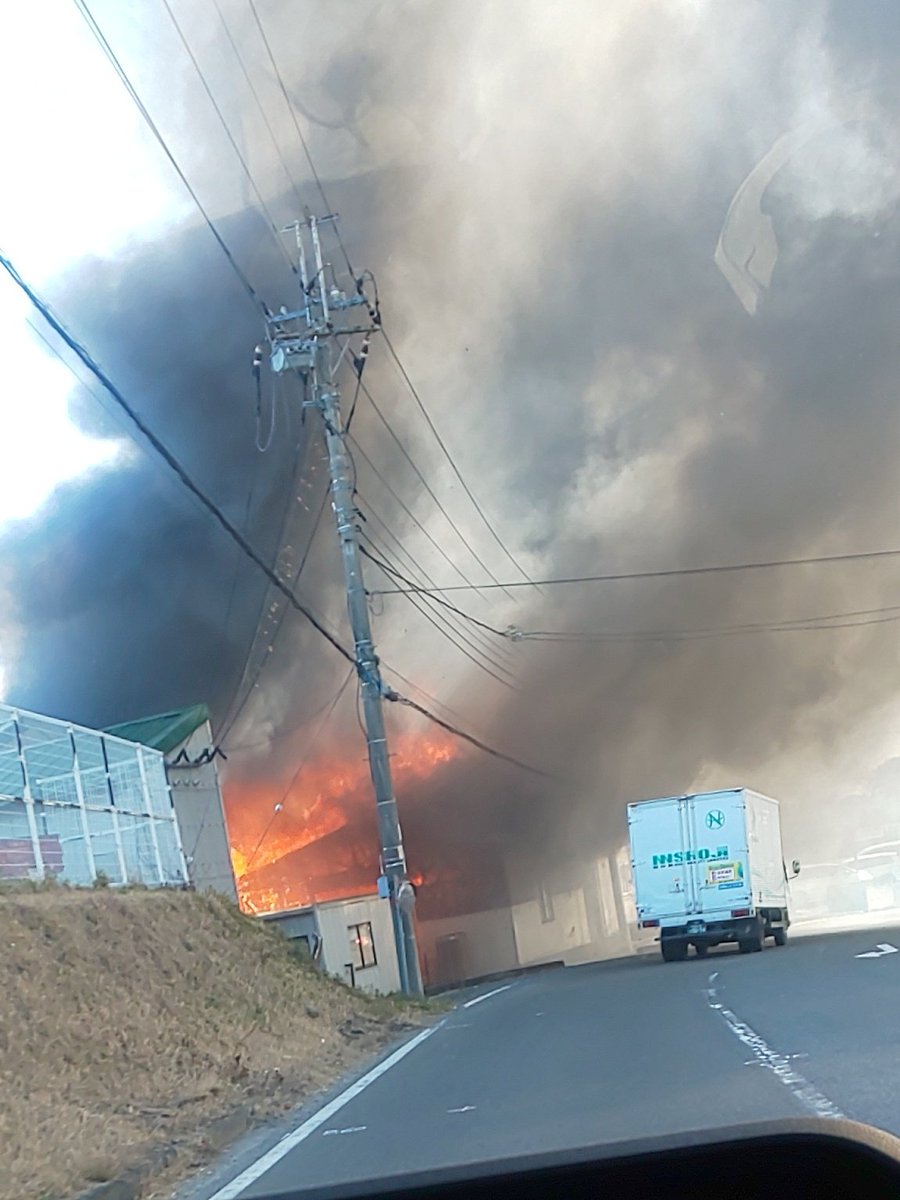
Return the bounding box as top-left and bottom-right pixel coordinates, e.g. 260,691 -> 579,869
0,703 -> 187,886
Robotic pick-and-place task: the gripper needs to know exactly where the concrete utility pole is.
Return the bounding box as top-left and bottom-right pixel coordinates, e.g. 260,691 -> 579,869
264,213 -> 423,996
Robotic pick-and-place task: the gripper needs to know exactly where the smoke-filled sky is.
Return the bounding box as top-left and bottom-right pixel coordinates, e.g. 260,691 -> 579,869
3,0 -> 900,872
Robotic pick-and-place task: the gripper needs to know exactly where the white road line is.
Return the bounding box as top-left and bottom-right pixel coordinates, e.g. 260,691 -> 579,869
447,1105 -> 476,1113
206,1026 -> 437,1200
705,973 -> 844,1120
463,984 -> 513,1008
321,1126 -> 367,1136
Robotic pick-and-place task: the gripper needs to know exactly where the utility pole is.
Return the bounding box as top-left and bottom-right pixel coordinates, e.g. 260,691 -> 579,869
263,213 -> 423,996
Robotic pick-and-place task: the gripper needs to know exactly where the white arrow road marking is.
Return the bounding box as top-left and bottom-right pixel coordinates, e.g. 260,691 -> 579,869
855,943 -> 899,959
705,973 -> 844,1119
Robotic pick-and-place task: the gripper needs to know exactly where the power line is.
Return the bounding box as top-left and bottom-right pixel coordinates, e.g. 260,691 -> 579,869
159,0 -> 298,282
358,491 -> 517,665
387,689 -> 551,779
215,467 -> 332,745
523,603 -> 900,644
361,543 -> 509,640
245,0 -> 355,276
355,376 -> 514,596
242,667 -> 354,873
73,0 -> 270,318
359,534 -> 519,690
217,366 -> 365,744
381,326 -> 537,589
371,545 -> 900,594
348,430 -> 491,596
208,0 -> 306,212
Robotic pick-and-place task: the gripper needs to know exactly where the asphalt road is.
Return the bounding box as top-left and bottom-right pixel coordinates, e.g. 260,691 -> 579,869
203,924 -> 900,1197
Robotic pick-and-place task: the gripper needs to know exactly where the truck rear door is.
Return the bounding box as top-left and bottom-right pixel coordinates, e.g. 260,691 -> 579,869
628,798 -> 692,923
687,790 -> 752,915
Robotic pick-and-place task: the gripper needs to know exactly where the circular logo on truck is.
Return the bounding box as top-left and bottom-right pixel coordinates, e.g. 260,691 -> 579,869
706,810 -> 725,830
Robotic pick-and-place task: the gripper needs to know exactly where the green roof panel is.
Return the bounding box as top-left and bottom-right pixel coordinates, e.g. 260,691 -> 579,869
105,703 -> 211,754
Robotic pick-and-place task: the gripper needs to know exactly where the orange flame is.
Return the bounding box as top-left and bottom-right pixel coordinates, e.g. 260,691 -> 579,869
226,731 -> 458,915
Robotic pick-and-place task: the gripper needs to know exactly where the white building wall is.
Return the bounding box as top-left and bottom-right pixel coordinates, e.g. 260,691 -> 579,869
417,906 -> 519,988
167,723 -> 237,901
511,887 -> 591,965
315,895 -> 401,994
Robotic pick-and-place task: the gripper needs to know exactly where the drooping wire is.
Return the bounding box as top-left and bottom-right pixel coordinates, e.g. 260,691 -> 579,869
72,0 -> 270,318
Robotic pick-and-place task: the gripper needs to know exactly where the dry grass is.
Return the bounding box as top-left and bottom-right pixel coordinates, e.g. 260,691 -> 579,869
0,887 -> 428,1200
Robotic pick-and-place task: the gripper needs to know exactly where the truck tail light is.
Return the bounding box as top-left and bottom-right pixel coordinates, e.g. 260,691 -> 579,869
642,919 -> 660,928
731,908 -> 750,918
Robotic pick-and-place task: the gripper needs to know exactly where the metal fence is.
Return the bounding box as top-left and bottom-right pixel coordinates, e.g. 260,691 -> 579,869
0,703 -> 187,887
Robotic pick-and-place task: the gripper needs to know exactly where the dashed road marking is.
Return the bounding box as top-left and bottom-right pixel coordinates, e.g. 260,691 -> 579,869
705,972 -> 844,1120
447,1105 -> 476,1114
322,1126 -> 366,1136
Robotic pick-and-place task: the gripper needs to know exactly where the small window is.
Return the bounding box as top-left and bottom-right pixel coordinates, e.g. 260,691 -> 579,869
538,881 -> 554,923
348,921 -> 377,969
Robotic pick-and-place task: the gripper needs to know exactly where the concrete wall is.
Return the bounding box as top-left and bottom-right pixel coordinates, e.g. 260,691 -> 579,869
167,723 -> 237,901
315,894 -> 401,994
417,906 -> 519,988
511,887 -> 591,965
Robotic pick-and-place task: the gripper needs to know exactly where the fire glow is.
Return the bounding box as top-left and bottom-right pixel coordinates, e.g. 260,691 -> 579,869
225,732 -> 458,915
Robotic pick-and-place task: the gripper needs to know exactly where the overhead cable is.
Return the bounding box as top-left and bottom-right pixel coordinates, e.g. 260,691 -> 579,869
348,431 -> 491,595
9,260 -> 536,773
209,0 -> 306,212
245,0 -> 355,276
381,327 -> 537,590
359,537 -> 519,690
73,0 -> 270,318
371,546 -> 900,594
356,377 -> 514,597
159,0 -> 299,282
242,667 -> 354,873
357,492 -> 517,665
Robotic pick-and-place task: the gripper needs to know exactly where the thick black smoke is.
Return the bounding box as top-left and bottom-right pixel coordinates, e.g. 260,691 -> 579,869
5,1 -> 900,885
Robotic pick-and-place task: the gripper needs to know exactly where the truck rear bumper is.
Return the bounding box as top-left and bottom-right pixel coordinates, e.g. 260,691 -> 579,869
656,910 -> 787,946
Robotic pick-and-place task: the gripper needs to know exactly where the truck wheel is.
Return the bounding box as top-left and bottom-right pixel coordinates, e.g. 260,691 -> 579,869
739,919 -> 765,954
661,939 -> 687,963
772,926 -> 788,946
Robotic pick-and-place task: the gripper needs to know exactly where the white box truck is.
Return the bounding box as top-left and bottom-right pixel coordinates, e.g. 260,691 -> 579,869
627,788 -> 795,962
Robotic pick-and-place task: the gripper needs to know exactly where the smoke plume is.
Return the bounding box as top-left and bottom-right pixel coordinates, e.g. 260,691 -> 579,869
5,0 -> 900,892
